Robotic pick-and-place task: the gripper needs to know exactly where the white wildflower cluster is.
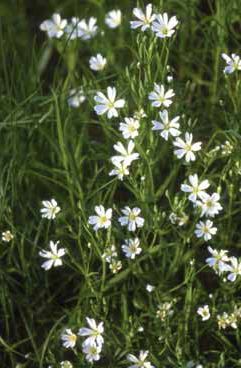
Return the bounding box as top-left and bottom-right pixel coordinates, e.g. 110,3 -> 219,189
78,317 -> 104,362
151,106 -> 202,162
219,140 -> 234,156
35,4 -> 241,366
210,140 -> 234,158
39,199 -> 66,271
156,301 -> 174,322
40,11 -> 123,111
206,246 -> 241,282
180,174 -> 222,242
127,350 -> 155,368
40,10 -> 122,42
61,318 -> 105,363
149,86 -> 201,164
109,140 -> 139,181
222,53 -> 241,74
40,14 -> 98,40
2,230 -> 14,242
197,304 -> 241,330
88,206 -> 144,271
88,205 -> 144,233
60,361 -> 73,368
169,211 -> 189,227
102,244 -> 122,274
132,8 -> 200,169
93,82 -> 144,181
130,4 -> 178,39
102,244 -> 117,263
217,306 -> 241,330
67,87 -> 86,108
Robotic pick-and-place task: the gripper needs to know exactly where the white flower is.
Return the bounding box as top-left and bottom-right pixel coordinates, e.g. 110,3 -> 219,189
2,230 -> 14,242
78,317 -> 104,347
206,246 -> 230,275
78,17 -> 98,40
88,205 -> 112,231
130,4 -> 155,32
102,244 -> 117,263
148,83 -> 175,108
118,207 -> 144,232
40,199 -> 61,220
127,350 -> 155,368
60,361 -> 73,368
65,17 -> 82,40
134,108 -> 147,120
39,241 -> 66,271
119,117 -> 140,139
89,54 -> 107,71
109,259 -> 122,273
195,220 -> 217,241
222,53 -> 241,74
181,174 -> 210,203
152,13 -> 178,38
111,140 -> 139,166
196,192 -> 222,218
109,160 -> 130,181
67,88 -> 85,108
105,10 -> 122,29
217,312 -> 230,329
156,302 -> 174,321
173,133 -> 202,162
40,13 -> 67,39
122,238 -> 142,259
82,342 -> 102,362
226,257 -> 241,282
197,305 -> 210,321
61,329 -> 77,349
94,87 -> 125,119
146,284 -> 155,293
152,110 -> 180,141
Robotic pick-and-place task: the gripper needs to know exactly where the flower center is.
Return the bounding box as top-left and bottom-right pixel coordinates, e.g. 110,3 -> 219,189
100,215 -> 108,225
206,200 -> 213,208
158,96 -> 165,103
108,101 -> 115,109
130,244 -> 137,252
144,17 -> 151,25
90,346 -> 97,354
69,334 -> 77,343
128,125 -> 136,133
162,26 -> 169,35
193,186 -> 199,194
51,254 -> 60,261
129,213 -> 137,222
164,121 -> 171,130
203,226 -> 209,234
184,144 -> 192,152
